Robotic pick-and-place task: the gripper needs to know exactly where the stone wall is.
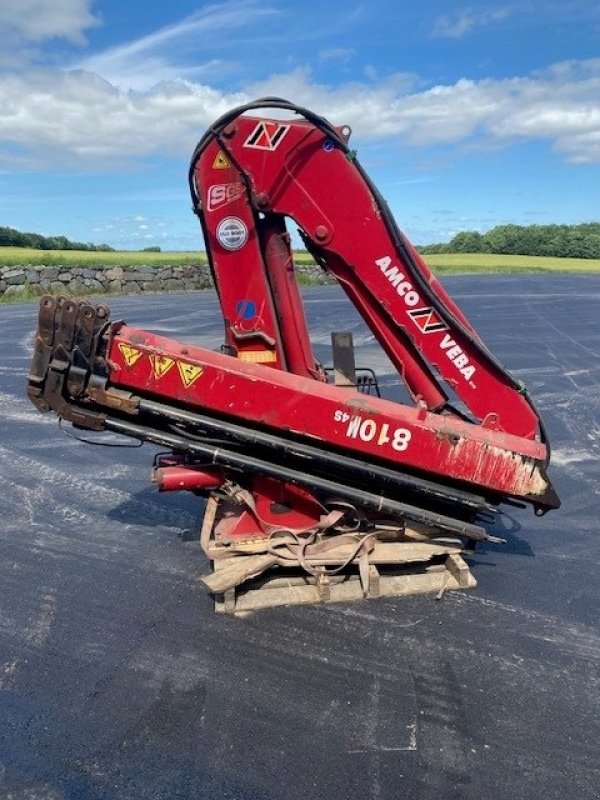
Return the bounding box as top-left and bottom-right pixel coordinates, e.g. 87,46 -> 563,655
0,264 -> 212,298
0,262 -> 330,298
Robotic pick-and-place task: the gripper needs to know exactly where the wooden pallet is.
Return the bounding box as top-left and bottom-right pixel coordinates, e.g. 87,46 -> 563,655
199,495 -> 477,616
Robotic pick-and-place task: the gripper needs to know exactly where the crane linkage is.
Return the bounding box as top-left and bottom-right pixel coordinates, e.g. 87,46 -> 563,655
27,99 -> 559,612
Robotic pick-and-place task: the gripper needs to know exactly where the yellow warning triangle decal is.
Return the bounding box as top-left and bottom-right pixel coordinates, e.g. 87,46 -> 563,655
177,361 -> 204,388
118,342 -> 143,367
149,354 -> 175,379
212,150 -> 230,169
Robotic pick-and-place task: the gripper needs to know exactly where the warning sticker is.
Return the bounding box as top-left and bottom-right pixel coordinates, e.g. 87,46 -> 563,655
238,350 -> 277,363
118,342 -> 143,367
177,361 -> 204,388
149,354 -> 175,379
243,121 -> 290,151
212,150 -> 230,169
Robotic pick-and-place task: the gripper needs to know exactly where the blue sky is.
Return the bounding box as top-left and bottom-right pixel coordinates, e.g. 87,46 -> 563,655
0,0 -> 598,249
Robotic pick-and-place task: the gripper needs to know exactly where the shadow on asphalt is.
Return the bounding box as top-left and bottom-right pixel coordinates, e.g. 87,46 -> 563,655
107,484 -> 204,538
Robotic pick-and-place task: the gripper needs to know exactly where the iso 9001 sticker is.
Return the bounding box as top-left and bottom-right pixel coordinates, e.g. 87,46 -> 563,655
334,409 -> 412,452
216,216 -> 248,251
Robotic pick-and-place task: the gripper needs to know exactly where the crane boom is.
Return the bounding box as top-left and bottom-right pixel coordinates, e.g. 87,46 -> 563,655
27,98 -> 560,611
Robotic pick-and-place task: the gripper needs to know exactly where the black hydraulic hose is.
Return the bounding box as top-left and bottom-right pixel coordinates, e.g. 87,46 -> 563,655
187,97 -> 549,458
104,415 -> 495,541
188,96 -> 346,204
138,397 -> 496,514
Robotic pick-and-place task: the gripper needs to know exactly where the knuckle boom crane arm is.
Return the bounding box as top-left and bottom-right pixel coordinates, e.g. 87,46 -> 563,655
27,98 -> 560,609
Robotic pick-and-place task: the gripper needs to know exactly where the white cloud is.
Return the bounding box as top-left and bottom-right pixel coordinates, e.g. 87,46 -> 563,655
391,177 -> 435,186
75,0 -> 279,90
0,69 -> 246,163
432,7 -> 512,39
0,0 -> 99,45
247,61 -> 600,161
318,47 -> 355,63
0,60 -> 599,166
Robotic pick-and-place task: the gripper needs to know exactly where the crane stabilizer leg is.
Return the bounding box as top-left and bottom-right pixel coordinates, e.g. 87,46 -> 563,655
26,97 -> 560,613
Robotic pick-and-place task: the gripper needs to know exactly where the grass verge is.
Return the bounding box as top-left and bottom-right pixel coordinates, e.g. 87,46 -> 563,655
1,248 -> 599,273
423,253 -> 600,273
0,248 -> 206,267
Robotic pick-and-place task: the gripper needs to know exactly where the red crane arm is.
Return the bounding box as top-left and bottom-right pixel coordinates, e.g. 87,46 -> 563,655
25,99 -> 561,601
190,99 -> 541,440
102,323 -> 556,508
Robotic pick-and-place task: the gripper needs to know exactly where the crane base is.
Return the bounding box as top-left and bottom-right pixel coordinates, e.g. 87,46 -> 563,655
213,558 -> 476,616
199,495 -> 477,616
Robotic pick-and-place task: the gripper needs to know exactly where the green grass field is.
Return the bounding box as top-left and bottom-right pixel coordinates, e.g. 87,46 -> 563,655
0,247 -> 599,273
0,247 -> 207,267
425,252 -> 600,273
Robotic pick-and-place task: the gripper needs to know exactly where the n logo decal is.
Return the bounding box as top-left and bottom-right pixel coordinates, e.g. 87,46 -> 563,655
407,307 -> 448,334
244,121 -> 290,151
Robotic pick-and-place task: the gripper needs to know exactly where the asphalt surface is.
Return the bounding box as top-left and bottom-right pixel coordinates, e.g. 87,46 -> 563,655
0,275 -> 599,800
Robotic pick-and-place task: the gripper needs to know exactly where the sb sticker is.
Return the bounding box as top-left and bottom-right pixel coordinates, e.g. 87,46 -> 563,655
207,183 -> 244,212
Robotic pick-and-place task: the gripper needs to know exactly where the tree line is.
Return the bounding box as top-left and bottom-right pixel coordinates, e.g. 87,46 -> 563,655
419,223 -> 600,259
0,225 -> 114,252
3,221 -> 599,259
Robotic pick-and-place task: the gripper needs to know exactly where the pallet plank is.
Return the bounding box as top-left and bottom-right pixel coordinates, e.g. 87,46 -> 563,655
214,562 -> 477,615
202,492 -> 478,615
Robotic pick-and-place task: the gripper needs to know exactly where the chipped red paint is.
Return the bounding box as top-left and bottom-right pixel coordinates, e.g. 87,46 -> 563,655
108,324 -> 552,501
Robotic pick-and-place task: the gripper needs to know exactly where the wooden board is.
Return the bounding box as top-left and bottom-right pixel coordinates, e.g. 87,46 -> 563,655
200,494 -> 478,616
213,556 -> 476,615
